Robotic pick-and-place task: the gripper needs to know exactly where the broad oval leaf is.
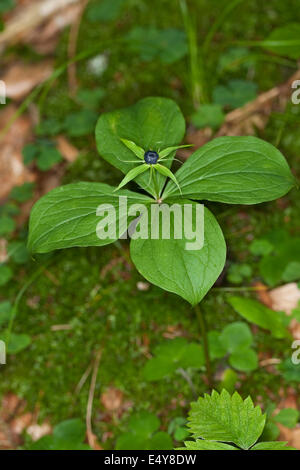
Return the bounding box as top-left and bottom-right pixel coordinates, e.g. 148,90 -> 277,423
130,202 -> 226,305
28,182 -> 151,253
264,23 -> 300,59
95,97 -> 185,198
163,136 -> 296,204
228,296 -> 288,339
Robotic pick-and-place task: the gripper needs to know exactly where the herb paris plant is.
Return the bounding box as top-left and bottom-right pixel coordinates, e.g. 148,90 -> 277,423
28,97 -> 295,307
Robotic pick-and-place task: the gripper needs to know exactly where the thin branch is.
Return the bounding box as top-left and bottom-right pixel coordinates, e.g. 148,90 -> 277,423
86,349 -> 102,449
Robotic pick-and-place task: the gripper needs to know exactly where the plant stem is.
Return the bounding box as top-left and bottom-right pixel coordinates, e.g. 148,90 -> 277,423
194,304 -> 213,389
179,0 -> 207,107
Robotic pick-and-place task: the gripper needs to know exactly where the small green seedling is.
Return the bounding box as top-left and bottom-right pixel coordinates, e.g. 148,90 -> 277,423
178,389 -> 294,450
115,411 -> 172,450
28,418 -> 90,450
27,97 -> 296,383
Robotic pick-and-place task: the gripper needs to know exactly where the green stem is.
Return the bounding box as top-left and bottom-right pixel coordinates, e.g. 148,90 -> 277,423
179,0 -> 207,107
152,168 -> 160,200
6,262 -> 50,345
194,304 -> 213,389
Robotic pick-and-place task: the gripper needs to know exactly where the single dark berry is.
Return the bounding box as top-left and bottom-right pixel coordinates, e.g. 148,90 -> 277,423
144,150 -> 159,165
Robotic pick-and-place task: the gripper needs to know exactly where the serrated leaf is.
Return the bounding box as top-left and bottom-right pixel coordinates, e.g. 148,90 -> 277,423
95,97 -> 185,198
130,202 -> 226,306
228,297 -> 288,339
178,439 -> 238,450
251,441 -> 293,450
188,389 -> 266,449
28,182 -> 151,253
163,136 -> 295,204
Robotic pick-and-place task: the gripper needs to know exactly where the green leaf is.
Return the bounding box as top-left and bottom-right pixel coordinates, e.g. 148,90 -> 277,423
148,432 -> 173,450
7,241 -> 29,264
0,0 -> 15,13
115,164 -> 149,191
159,144 -> 193,159
207,331 -> 227,360
142,338 -> 204,381
129,411 -> 160,437
163,136 -> 295,204
259,237 -> 300,286
249,239 -> 273,256
190,105 -> 225,130
274,408 -> 299,428
229,347 -> 258,372
264,23 -> 300,59
77,88 -> 106,109
213,80 -> 257,109
120,138 -> 145,160
251,441 -> 292,450
64,110 -> 98,137
0,333 -> 31,354
28,182 -> 151,254
219,322 -> 253,353
10,182 -> 35,202
155,164 -> 182,194
0,301 -> 12,326
37,146 -> 62,171
282,261 -> 300,282
217,368 -> 238,395
0,265 -> 13,286
29,419 -> 89,450
279,358 -> 300,383
228,297 -> 288,339
125,27 -> 187,64
23,143 -> 39,165
130,203 -> 226,305
178,439 -> 238,450
0,215 -> 16,236
227,263 -> 252,284
142,356 -> 177,381
53,419 -> 86,442
96,97 -> 185,197
86,0 -> 125,23
115,411 -> 165,450
188,389 -> 266,449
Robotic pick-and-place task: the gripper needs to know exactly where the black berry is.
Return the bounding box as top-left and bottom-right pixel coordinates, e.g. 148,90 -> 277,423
144,150 -> 159,165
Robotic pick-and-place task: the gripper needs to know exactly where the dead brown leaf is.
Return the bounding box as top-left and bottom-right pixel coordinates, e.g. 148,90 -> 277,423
101,387 -> 124,412
0,105 -> 35,201
26,421 -> 52,441
55,135 -> 79,162
3,61 -> 53,101
0,239 -> 8,263
269,283 -> 300,315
